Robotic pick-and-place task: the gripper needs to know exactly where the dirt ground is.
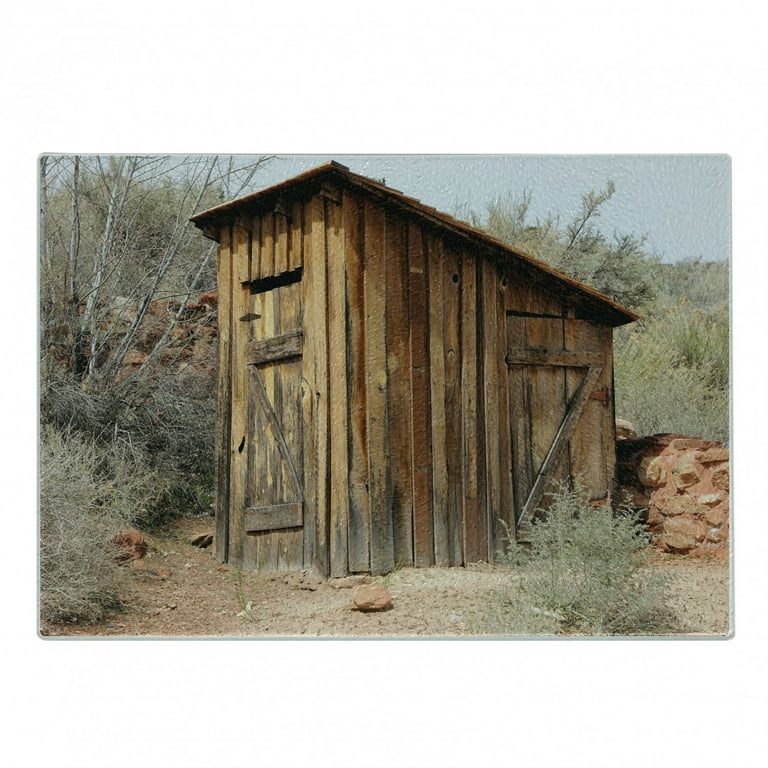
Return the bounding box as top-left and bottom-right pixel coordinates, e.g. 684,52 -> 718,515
40,517 -> 732,638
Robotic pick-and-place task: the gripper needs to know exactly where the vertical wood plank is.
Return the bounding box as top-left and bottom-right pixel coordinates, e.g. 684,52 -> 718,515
213,226 -> 232,562
526,304 -> 569,511
277,279 -> 304,571
260,211 -> 275,278
481,259 -> 502,556
506,300 -> 532,524
565,319 -> 613,500
249,213 -> 261,281
344,192 -> 371,573
364,200 -> 394,575
227,225 -> 251,567
289,199 -> 304,271
242,288 -> 263,573
442,242 -> 463,566
255,280 -> 281,573
235,222 -> 252,283
386,214 -> 414,567
428,231 -> 449,566
496,273 -> 514,546
408,222 -> 434,568
302,193 -> 329,575
275,208 -> 289,274
326,196 -> 350,578
460,250 -> 483,562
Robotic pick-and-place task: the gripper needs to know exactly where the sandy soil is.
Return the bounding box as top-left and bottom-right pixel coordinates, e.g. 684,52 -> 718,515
40,517 -> 731,638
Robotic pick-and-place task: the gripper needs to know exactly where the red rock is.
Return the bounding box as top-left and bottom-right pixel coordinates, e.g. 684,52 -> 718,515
618,485 -> 650,511
664,437 -> 717,453
638,456 -> 667,488
703,505 -> 727,527
697,447 -> 729,464
111,528 -> 148,563
662,516 -> 709,553
711,464 -> 730,492
351,584 -> 393,612
671,453 -> 703,491
652,495 -> 703,517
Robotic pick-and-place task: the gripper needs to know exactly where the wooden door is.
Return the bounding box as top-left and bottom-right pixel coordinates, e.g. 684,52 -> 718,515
506,314 -> 605,535
242,276 -> 305,570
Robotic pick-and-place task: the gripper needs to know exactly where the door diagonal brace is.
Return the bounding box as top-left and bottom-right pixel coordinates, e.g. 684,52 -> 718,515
516,365 -> 603,530
249,366 -> 304,501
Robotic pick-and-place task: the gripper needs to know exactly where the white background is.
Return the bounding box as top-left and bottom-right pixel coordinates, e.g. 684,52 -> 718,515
5,2 -> 765,766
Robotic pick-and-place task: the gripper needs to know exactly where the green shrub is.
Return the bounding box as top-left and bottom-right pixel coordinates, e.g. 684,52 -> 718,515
491,486 -> 675,635
614,301 -> 730,445
39,425 -> 158,626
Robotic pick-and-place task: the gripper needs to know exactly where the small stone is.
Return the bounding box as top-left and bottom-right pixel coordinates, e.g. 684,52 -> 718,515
662,516 -> 709,553
351,584 -> 392,612
615,419 -> 638,439
703,505 -> 727,527
189,532 -> 214,548
671,453 -> 702,491
697,447 -> 729,464
666,437 -> 715,453
711,464 -> 730,492
653,495 -> 703,517
111,528 -> 148,564
638,456 -> 667,487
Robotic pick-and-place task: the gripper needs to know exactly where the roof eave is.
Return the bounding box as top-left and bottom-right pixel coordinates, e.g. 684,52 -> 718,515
190,162 -> 638,327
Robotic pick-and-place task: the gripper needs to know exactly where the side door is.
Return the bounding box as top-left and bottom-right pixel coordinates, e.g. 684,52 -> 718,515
242,275 -> 305,569
506,313 -> 608,537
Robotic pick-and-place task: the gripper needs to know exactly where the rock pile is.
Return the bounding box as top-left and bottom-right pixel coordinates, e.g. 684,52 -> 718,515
616,433 -> 730,557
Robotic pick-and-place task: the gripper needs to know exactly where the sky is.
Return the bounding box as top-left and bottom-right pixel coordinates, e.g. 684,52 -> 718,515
249,154 -> 731,264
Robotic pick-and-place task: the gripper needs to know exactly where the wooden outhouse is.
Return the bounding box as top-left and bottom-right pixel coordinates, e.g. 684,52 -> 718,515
191,162 -> 637,577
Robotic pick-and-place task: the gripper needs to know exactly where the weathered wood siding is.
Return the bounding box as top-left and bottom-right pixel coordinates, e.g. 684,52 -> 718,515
504,271 -> 615,525
214,182 -> 617,576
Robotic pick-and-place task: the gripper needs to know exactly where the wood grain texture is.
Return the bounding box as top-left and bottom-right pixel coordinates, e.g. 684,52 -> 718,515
289,199 -> 304,271
565,318 -> 614,499
260,211 -> 275,278
326,194 -> 350,577
364,199 -> 394,574
244,502 -> 303,532
427,230 -> 449,566
302,193 -> 329,575
460,250 -> 483,562
442,243 -> 463,565
275,207 -> 289,275
506,347 -> 603,367
408,222 -> 434,567
517,365 -> 603,527
344,192 -> 371,573
247,331 -> 303,365
480,259 -> 503,553
249,213 -> 262,281
213,226 -> 232,563
386,213 -> 414,567
277,279 -> 305,570
227,225 -> 251,567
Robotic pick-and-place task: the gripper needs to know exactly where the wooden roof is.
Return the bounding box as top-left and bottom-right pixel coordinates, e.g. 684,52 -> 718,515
191,161 -> 637,327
